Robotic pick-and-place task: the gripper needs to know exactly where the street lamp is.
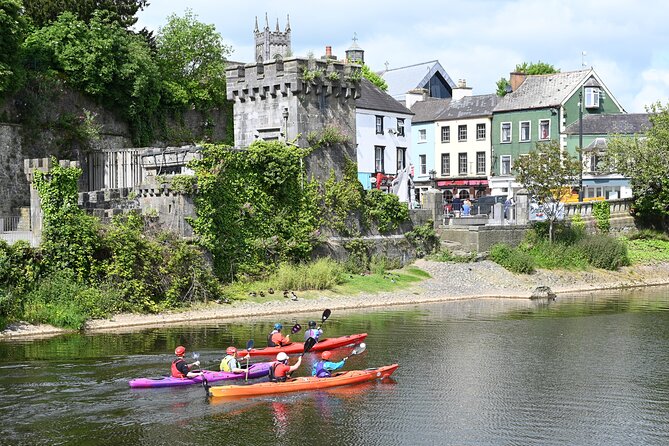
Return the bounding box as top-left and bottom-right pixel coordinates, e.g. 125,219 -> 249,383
578,90 -> 584,201
428,169 -> 437,189
282,107 -> 289,142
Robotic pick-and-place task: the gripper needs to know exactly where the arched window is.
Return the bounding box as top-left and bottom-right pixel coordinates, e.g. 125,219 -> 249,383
459,189 -> 470,199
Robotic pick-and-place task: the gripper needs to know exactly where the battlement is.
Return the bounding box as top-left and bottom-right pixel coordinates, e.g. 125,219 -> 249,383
226,57 -> 361,103
24,158 -> 80,183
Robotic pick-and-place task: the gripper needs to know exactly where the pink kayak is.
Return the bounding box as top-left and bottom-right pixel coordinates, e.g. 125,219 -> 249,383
129,362 -> 271,388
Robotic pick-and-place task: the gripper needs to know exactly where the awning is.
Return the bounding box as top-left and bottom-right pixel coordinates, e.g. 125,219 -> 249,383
583,178 -> 630,187
437,179 -> 488,187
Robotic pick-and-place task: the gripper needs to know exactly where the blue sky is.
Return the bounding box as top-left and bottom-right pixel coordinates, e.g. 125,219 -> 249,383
136,0 -> 669,112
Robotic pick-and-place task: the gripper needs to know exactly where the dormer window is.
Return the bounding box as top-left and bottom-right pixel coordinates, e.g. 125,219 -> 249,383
585,87 -> 600,108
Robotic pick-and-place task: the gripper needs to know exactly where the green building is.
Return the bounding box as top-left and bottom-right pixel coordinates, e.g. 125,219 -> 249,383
489,69 -> 625,197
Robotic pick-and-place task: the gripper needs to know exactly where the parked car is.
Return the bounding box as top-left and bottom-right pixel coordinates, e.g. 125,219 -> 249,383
475,195 -> 507,216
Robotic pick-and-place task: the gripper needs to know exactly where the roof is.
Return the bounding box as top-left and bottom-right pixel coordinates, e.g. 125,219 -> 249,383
564,113 -> 651,135
494,69 -> 592,112
438,94 -> 500,120
380,60 -> 456,100
410,98 -> 450,123
356,78 -> 413,115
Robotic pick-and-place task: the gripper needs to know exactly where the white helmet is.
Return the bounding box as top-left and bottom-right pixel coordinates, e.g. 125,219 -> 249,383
276,352 -> 289,362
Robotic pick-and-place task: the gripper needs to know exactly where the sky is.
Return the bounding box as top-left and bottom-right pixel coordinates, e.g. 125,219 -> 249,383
135,0 -> 669,113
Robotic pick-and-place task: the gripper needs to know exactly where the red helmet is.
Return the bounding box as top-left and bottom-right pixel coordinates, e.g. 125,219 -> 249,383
321,351 -> 332,360
175,346 -> 186,356
226,346 -> 237,355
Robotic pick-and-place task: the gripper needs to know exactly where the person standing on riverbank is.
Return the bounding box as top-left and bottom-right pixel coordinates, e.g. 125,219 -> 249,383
171,346 -> 201,378
267,323 -> 291,347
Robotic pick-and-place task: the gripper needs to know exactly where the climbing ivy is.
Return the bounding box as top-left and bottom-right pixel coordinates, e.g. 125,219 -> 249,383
593,200 -> 611,233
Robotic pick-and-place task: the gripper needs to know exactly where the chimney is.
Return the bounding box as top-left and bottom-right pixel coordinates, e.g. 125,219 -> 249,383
326,46 -> 332,57
509,72 -> 527,92
452,79 -> 472,101
405,88 -> 429,109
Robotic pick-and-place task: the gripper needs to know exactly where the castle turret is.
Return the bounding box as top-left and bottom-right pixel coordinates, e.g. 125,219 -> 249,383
345,34 -> 364,64
254,14 -> 292,63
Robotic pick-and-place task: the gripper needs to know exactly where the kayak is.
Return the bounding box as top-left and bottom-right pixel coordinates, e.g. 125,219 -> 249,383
207,364 -> 399,398
237,333 -> 368,357
128,362 -> 271,388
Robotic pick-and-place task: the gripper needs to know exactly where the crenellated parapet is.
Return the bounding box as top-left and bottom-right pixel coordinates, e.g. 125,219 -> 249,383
24,157 -> 80,183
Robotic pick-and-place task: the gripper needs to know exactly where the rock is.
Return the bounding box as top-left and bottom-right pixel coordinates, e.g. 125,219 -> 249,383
530,286 -> 556,300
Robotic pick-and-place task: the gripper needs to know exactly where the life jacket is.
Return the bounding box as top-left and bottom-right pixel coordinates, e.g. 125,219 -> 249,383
171,358 -> 186,378
304,328 -> 320,341
267,330 -> 279,347
314,360 -> 331,378
220,355 -> 235,372
269,361 -> 288,382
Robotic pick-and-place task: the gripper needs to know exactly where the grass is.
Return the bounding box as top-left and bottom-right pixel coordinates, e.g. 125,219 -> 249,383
331,266 -> 429,295
624,237 -> 669,264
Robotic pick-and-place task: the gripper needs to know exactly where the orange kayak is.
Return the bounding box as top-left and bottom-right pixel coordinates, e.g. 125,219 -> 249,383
237,333 -> 368,357
207,364 -> 398,398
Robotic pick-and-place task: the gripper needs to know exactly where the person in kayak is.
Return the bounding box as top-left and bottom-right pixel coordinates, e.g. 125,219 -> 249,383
311,350 -> 346,378
171,346 -> 201,379
304,320 -> 323,341
219,346 -> 250,373
269,352 -> 301,382
267,323 -> 291,347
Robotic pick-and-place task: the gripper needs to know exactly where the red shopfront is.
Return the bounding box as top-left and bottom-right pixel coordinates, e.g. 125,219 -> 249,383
436,179 -> 489,201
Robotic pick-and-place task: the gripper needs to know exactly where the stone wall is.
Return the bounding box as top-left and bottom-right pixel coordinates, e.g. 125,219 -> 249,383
313,235 -> 416,266
0,124 -> 24,215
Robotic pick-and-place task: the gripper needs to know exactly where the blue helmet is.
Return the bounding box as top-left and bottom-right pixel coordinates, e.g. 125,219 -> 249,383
274,323 -> 283,330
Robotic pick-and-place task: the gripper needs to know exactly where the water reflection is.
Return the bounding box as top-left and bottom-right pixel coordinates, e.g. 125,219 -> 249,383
1,287 -> 668,445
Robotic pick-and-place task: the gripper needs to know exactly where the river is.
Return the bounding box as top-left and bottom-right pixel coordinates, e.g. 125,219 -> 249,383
2,287 -> 669,445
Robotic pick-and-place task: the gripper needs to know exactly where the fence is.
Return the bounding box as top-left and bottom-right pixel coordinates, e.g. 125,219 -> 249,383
0,216 -> 40,247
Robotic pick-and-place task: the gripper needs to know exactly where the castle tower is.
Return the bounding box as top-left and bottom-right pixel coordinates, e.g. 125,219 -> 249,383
345,33 -> 364,64
254,13 -> 291,63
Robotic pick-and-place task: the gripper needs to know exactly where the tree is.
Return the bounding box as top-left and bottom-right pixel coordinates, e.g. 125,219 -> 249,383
156,9 -> 231,108
0,0 -> 28,95
23,0 -> 148,28
606,102 -> 669,228
514,141 -> 581,242
496,61 -> 560,96
361,64 -> 388,91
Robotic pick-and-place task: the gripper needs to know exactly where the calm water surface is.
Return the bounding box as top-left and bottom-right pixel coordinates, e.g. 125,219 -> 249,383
2,288 -> 669,445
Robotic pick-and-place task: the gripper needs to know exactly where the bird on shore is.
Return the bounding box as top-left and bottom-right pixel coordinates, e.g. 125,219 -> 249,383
249,291 -> 257,297
268,288 -> 274,294
259,291 -> 265,297
291,291 -> 298,301
283,290 -> 289,298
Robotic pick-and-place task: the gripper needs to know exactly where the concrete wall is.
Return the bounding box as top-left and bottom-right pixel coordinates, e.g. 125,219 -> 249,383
440,225 -> 530,252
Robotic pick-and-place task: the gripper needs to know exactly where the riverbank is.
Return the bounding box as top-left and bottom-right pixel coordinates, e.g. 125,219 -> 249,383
3,259 -> 669,340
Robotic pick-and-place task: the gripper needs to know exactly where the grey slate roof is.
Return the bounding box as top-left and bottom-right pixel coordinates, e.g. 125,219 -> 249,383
438,94 -> 500,120
564,113 -> 651,135
380,60 -> 456,100
356,78 -> 413,115
410,98 -> 450,123
494,70 -> 591,112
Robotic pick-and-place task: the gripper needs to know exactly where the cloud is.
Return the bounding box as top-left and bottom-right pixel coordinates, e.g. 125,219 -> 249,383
632,68 -> 669,111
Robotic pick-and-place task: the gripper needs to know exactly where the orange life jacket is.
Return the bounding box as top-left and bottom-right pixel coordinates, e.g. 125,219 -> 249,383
171,358 -> 186,378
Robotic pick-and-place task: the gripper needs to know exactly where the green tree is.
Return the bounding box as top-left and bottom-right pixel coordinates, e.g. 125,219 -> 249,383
606,102 -> 669,228
361,63 -> 388,91
23,11 -> 161,144
23,0 -> 148,28
514,141 -> 581,242
496,61 -> 560,96
0,0 -> 28,95
156,9 -> 231,108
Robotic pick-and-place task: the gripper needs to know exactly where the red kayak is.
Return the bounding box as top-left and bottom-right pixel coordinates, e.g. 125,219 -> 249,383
237,333 -> 368,357
207,364 -> 399,398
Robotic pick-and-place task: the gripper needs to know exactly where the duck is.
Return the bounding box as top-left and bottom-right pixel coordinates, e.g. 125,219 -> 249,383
290,291 -> 298,301
283,290 -> 289,298
248,291 -> 257,297
268,288 -> 274,294
259,291 -> 265,297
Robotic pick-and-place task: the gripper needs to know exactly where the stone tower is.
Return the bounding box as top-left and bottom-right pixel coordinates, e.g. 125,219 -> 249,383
254,14 -> 291,63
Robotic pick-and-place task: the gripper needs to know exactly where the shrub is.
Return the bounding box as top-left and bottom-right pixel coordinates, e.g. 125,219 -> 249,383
577,235 -> 629,270
528,220 -> 584,245
270,259 -> 344,291
369,255 -> 401,275
526,240 -> 588,269
489,243 -> 535,274
405,221 -> 439,258
593,201 -> 611,233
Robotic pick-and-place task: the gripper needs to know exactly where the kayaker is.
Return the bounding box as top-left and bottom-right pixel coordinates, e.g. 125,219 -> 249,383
267,323 -> 291,347
219,346 -> 250,373
311,350 -> 346,378
304,320 -> 323,341
171,346 -> 201,379
269,352 -> 301,382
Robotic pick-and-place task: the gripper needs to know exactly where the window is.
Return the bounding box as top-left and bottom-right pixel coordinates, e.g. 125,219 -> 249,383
418,129 -> 427,142
476,152 -> 486,174
520,121 -> 530,142
441,153 -> 450,176
539,119 -> 550,140
419,154 -> 427,175
458,153 -> 467,175
501,155 -> 511,175
585,87 -> 600,108
376,116 -> 384,134
374,146 -> 385,172
441,126 -> 450,143
458,125 -> 467,142
501,122 -> 511,143
397,147 -> 406,171
590,153 -> 602,173
397,119 -> 405,136
476,123 -> 486,140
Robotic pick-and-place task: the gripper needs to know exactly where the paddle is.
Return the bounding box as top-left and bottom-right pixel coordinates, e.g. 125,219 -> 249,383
290,323 -> 302,335
319,309 -> 331,328
344,342 -> 366,361
244,339 -> 254,382
300,336 -> 318,357
192,352 -> 202,374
